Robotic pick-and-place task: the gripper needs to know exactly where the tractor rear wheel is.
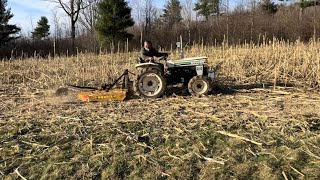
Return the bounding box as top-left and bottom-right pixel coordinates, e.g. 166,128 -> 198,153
135,70 -> 166,98
188,76 -> 211,96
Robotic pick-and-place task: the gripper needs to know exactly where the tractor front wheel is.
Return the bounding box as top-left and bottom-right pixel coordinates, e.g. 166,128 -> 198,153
188,76 -> 211,96
135,70 -> 166,98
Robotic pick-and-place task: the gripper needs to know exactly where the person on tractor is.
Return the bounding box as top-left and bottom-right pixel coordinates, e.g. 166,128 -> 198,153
140,40 -> 168,73
141,40 -> 168,62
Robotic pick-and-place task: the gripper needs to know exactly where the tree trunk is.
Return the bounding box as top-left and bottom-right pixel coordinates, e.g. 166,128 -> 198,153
299,7 -> 304,21
71,19 -> 76,52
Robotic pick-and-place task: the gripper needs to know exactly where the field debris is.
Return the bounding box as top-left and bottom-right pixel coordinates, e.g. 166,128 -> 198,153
1,85 -> 319,179
216,131 -> 263,146
1,44 -> 320,179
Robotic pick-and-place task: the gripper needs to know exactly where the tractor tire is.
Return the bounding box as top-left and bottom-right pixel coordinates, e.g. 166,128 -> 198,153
188,76 -> 211,96
135,70 -> 166,99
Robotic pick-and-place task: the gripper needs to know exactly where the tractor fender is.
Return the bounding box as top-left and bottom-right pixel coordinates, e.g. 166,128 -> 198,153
135,63 -> 159,69
135,63 -> 164,75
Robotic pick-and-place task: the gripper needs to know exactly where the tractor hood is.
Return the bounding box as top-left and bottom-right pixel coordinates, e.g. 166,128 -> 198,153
167,56 -> 208,68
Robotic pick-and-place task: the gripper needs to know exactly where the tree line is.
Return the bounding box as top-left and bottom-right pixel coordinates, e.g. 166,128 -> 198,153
1,0 -> 320,58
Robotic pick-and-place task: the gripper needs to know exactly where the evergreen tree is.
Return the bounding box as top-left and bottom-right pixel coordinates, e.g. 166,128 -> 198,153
0,0 -> 20,47
260,0 -> 278,14
299,0 -> 319,9
95,0 -> 134,45
32,16 -> 50,40
162,0 -> 183,25
297,0 -> 320,20
194,0 -> 220,20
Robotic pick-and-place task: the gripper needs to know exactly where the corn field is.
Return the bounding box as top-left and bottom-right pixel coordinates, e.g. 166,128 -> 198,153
1,40 -> 320,91
0,41 -> 319,179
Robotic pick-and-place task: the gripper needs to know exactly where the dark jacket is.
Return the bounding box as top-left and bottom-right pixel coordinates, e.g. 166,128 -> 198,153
141,47 -> 168,59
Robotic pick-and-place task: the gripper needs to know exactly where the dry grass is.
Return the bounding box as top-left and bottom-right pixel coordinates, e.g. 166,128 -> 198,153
0,41 -> 320,179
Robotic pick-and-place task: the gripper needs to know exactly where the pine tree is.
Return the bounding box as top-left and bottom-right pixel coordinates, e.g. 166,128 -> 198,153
297,0 -> 320,20
0,0 -> 21,47
32,16 -> 50,40
260,0 -> 278,14
95,0 -> 134,45
299,0 -> 319,9
162,0 -> 183,25
194,0 -> 220,20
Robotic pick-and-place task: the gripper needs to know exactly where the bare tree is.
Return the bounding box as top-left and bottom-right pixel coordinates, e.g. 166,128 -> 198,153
221,0 -> 230,45
142,0 -> 158,40
182,0 -> 194,24
130,0 -> 143,25
182,0 -> 195,45
131,0 -> 159,44
79,0 -> 99,34
47,0 -> 87,50
250,0 -> 256,42
52,10 -> 62,40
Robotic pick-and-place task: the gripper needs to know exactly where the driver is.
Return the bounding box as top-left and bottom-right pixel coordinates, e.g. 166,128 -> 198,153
141,40 -> 168,62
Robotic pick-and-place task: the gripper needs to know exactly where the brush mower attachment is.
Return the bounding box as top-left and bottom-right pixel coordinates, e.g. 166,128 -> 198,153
78,89 -> 127,102
68,69 -> 131,102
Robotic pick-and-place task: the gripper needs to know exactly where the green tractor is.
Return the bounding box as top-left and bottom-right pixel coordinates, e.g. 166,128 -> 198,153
61,40 -> 216,101
135,55 -> 215,98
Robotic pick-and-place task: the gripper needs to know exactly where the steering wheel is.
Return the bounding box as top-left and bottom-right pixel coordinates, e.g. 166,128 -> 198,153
158,53 -> 170,61
157,56 -> 167,61
143,53 -> 170,63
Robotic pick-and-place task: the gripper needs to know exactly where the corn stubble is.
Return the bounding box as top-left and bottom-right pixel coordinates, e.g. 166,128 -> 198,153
0,40 -> 319,179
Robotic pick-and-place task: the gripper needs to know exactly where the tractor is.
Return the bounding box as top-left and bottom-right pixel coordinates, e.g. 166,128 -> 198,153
134,55 -> 215,98
61,40 -> 216,102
